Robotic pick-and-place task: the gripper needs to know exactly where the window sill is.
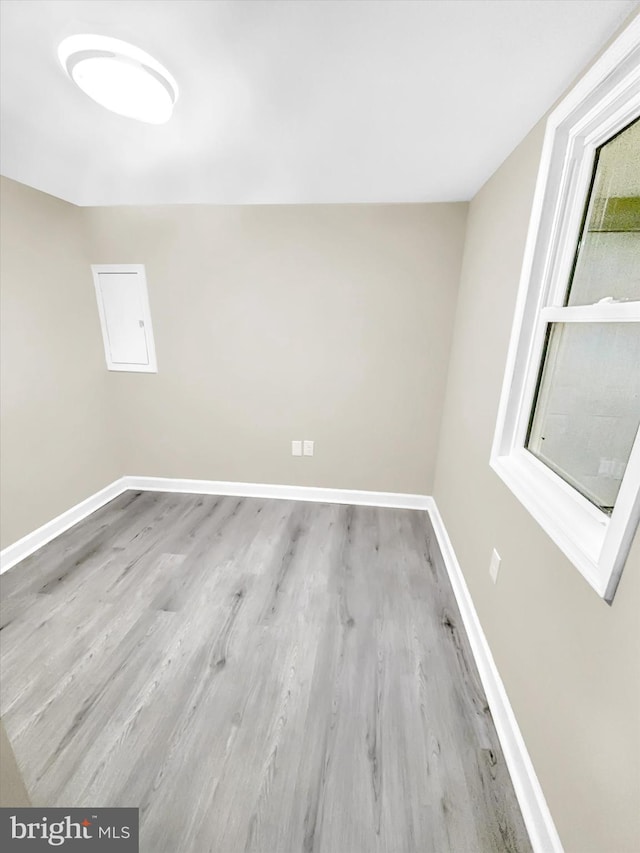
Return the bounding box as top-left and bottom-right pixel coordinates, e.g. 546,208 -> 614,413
490,448 -> 611,599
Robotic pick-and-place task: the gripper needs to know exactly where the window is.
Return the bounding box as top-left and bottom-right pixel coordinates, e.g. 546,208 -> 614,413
491,19 -> 640,603
91,264 -> 158,373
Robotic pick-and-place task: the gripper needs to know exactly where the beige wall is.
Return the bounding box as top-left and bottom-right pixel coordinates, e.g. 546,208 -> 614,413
1,188 -> 466,542
433,119 -> 640,853
0,177 -> 122,548
83,203 -> 467,494
0,717 -> 30,806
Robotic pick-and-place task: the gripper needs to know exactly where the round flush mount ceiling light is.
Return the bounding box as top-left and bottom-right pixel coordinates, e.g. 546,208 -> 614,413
58,34 -> 178,124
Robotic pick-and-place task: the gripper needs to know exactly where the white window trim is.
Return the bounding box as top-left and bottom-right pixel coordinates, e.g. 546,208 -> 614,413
491,17 -> 640,604
91,263 -> 158,374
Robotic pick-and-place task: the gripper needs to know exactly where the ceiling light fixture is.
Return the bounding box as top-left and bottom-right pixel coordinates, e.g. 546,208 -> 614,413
58,34 -> 178,124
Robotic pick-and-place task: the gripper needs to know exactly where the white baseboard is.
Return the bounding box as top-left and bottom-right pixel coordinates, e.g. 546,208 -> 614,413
0,476 -> 560,852
124,475 -> 432,511
426,499 -> 563,853
0,477 -> 129,574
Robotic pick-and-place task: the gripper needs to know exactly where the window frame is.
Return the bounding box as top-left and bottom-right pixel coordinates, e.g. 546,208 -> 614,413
491,18 -> 640,603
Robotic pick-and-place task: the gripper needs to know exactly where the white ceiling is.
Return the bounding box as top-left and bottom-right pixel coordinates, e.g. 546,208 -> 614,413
0,0 -> 638,206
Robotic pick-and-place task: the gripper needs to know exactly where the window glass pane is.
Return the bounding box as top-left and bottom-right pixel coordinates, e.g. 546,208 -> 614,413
527,322 -> 640,513
567,118 -> 640,306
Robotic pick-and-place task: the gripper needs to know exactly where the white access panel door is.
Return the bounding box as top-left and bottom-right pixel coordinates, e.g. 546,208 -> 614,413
91,264 -> 157,372
98,273 -> 147,364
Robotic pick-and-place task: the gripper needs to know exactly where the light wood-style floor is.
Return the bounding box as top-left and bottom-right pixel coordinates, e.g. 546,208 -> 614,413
0,491 -> 531,853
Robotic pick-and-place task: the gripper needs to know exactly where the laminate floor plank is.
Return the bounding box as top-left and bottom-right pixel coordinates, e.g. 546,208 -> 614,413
0,493 -> 532,853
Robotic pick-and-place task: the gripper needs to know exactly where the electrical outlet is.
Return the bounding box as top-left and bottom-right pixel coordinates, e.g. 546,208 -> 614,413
291,440 -> 302,457
489,549 -> 501,584
303,440 -> 314,457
